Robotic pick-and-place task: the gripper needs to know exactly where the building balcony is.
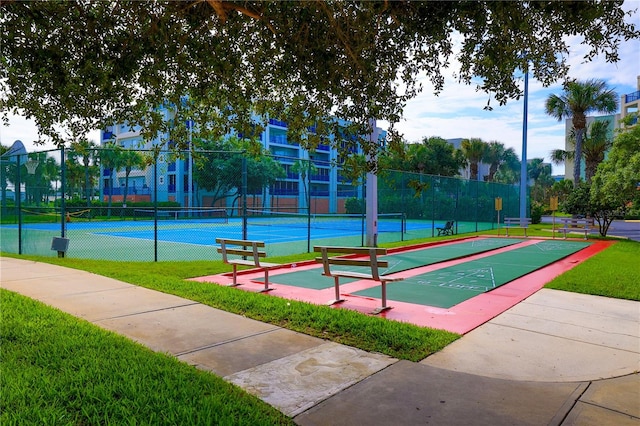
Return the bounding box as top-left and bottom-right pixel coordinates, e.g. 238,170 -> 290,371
271,188 -> 299,196
625,90 -> 640,104
310,174 -> 330,182
269,118 -> 288,128
103,186 -> 150,196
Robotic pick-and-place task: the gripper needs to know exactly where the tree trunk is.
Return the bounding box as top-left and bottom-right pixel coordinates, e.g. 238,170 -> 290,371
572,113 -> 586,184
84,158 -> 90,207
107,169 -> 113,218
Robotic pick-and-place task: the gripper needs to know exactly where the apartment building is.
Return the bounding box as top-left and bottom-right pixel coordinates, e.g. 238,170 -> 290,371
99,115 -> 385,214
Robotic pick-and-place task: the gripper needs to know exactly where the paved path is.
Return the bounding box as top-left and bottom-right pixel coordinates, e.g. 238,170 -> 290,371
542,217 -> 640,242
2,257 -> 638,425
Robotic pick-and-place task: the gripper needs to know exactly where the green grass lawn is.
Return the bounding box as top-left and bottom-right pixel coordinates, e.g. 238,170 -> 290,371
1,290 -> 292,426
545,238 -> 640,300
2,232 -> 638,424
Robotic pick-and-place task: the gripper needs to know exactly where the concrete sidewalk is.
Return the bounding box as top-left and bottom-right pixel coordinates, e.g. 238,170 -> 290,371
2,257 -> 639,425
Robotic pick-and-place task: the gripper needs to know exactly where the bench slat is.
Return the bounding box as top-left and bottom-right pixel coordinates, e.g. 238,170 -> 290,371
313,246 -> 387,255
314,257 -> 389,268
329,270 -> 404,282
216,238 -> 265,248
227,259 -> 280,268
217,248 -> 267,258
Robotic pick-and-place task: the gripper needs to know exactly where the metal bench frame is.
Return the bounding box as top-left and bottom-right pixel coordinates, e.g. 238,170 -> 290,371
437,220 -> 455,236
314,246 -> 404,314
216,238 -> 281,292
504,217 -> 531,237
556,218 -> 594,240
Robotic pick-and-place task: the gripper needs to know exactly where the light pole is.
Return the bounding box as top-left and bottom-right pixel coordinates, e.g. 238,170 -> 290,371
365,119 -> 379,247
187,119 -> 193,211
520,64 -> 529,226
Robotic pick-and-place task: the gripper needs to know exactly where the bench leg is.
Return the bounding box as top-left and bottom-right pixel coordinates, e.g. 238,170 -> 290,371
372,281 -> 392,315
260,269 -> 274,293
327,276 -> 345,305
228,264 -> 241,287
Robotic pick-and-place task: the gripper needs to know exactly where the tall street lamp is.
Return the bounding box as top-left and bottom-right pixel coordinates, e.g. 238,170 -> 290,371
520,63 -> 529,226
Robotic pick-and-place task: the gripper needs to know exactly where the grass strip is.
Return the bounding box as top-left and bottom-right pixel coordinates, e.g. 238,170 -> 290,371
545,239 -> 640,300
0,290 -> 293,426
0,252 -> 459,362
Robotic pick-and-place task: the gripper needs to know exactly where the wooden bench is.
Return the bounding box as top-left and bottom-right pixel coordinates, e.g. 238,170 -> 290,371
436,220 -> 455,236
503,217 -> 531,237
556,218 -> 594,240
216,238 -> 281,292
314,246 -> 404,314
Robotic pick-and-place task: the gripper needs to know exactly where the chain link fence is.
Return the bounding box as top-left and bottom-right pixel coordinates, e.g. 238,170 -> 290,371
1,147 -> 524,261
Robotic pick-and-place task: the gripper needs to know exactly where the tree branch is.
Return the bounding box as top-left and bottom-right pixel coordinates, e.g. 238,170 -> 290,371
204,0 -> 275,33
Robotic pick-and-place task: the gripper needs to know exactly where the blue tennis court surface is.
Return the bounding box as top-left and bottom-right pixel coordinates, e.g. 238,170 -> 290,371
11,215 -> 431,246
14,215 -> 429,245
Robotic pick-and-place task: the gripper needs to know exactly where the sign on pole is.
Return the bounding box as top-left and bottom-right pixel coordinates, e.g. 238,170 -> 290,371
495,197 -> 502,236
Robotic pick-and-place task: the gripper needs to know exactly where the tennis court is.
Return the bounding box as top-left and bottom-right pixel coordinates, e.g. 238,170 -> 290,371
2,210 -> 437,260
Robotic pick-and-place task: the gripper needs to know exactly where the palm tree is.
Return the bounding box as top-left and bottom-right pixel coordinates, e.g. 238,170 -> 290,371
582,120 -> 613,182
71,139 -> 98,206
98,143 -> 123,217
290,159 -> 317,210
1,144 -> 9,213
545,79 -> 618,184
41,156 -> 60,203
118,149 -> 146,206
528,158 -> 554,204
492,148 -> 521,184
460,138 -> 488,180
549,120 -> 613,183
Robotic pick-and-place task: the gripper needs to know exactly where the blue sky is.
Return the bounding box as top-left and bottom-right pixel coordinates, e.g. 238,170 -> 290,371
2,3 -> 639,177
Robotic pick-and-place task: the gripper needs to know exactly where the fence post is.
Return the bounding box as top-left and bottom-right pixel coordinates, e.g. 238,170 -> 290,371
17,154 -> 22,254
242,155 -> 248,240
153,148 -> 158,262
307,159 -> 311,252
60,146 -> 66,239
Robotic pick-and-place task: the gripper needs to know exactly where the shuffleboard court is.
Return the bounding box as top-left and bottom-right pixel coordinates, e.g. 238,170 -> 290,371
260,238 -> 524,290
353,240 -> 591,308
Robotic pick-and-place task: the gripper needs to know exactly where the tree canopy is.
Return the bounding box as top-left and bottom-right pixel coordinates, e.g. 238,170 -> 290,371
2,1 -> 638,167
379,136 -> 464,177
191,136 -> 284,208
590,117 -> 640,230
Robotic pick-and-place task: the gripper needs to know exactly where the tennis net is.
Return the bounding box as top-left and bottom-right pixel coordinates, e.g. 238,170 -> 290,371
133,208 -> 228,223
245,209 -> 405,232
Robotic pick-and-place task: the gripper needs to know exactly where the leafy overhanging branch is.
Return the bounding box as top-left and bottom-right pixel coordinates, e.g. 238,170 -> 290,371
1,0 -> 637,162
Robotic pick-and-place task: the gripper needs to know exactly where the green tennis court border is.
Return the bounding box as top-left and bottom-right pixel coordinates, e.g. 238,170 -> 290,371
353,240 -> 592,308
